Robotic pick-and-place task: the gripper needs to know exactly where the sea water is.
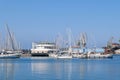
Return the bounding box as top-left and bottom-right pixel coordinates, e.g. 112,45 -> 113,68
0,55 -> 120,80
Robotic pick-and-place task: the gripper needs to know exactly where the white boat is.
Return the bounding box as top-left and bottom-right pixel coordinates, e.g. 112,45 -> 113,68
0,51 -> 21,58
49,53 -> 58,58
86,51 -> 113,58
48,51 -> 58,58
57,55 -> 72,59
115,49 -> 120,54
0,24 -> 22,58
72,53 -> 86,58
57,29 -> 73,59
57,51 -> 72,59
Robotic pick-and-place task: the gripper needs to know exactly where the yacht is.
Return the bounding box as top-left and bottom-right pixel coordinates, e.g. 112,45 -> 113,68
31,42 -> 56,57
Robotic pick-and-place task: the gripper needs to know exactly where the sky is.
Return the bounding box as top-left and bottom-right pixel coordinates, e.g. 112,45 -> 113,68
0,0 -> 120,49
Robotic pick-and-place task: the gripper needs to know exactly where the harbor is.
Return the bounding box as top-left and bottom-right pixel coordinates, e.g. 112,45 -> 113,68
1,0 -> 120,80
0,25 -> 117,59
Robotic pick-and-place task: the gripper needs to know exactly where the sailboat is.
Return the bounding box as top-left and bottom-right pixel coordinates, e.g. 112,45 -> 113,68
57,28 -> 72,59
0,24 -> 21,58
57,51 -> 72,59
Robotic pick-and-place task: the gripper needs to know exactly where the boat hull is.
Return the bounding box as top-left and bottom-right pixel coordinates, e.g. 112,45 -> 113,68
57,54 -> 72,59
57,56 -> 72,59
0,53 -> 21,59
87,53 -> 113,58
49,53 -> 58,58
31,53 -> 49,57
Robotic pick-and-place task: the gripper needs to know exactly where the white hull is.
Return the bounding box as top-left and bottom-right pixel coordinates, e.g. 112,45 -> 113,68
49,53 -> 58,58
0,53 -> 21,58
115,49 -> 120,54
56,51 -> 72,59
57,53 -> 72,59
72,52 -> 113,59
49,53 -> 72,59
86,53 -> 113,58
57,55 -> 72,59
72,53 -> 86,58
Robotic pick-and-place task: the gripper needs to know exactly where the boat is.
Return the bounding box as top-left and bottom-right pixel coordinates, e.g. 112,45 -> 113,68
72,47 -> 87,58
72,52 -> 86,58
57,29 -> 72,59
84,37 -> 114,59
0,24 -> 21,58
31,42 -> 56,57
0,51 -> 21,58
115,49 -> 120,54
57,51 -> 72,59
72,32 -> 88,58
48,50 -> 58,58
49,33 -> 64,58
86,51 -> 113,58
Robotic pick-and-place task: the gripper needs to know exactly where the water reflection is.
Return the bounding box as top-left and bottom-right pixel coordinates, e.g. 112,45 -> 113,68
33,60 -> 85,79
0,57 -> 120,80
31,59 -> 73,80
31,59 -> 94,80
31,58 -> 120,80
0,60 -> 15,80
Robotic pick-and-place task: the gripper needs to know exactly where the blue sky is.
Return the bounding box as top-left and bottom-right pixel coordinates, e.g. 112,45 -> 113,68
0,0 -> 120,49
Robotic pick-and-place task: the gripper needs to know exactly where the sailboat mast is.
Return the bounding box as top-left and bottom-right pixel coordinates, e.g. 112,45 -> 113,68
5,24 -> 15,50
67,28 -> 72,54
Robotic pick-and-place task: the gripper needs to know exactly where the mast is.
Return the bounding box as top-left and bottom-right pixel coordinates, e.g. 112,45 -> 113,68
11,32 -> 19,50
55,33 -> 62,51
5,24 -> 16,51
67,28 -> 72,54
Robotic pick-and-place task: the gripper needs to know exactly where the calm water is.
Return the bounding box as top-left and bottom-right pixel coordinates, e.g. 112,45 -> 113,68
0,55 -> 120,80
